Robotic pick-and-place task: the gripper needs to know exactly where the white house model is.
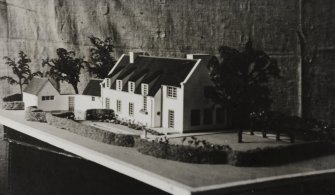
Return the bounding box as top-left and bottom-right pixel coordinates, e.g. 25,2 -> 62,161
23,52 -> 226,133
23,78 -> 103,120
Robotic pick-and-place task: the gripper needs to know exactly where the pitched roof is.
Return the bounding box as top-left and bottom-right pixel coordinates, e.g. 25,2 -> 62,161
108,55 -> 198,96
82,79 -> 102,96
23,77 -> 59,95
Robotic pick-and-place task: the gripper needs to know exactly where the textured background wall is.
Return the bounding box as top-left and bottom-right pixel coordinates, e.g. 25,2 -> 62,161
0,0 -> 332,121
301,0 -> 335,122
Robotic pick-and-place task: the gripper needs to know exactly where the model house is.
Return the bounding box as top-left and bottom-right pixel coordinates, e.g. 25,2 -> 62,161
101,52 -> 226,132
23,52 -> 226,132
23,77 -> 102,120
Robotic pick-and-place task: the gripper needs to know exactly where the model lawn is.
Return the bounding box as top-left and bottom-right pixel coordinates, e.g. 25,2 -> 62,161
12,106 -> 331,166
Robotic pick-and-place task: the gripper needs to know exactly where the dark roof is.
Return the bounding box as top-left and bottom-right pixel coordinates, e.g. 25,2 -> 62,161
23,77 -> 59,95
108,55 -> 198,96
82,79 -> 102,96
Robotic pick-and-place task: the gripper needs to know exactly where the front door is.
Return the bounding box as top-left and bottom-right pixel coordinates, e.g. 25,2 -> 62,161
68,96 -> 75,111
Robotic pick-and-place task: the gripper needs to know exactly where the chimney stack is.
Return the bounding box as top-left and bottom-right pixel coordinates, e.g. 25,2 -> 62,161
129,51 -> 145,63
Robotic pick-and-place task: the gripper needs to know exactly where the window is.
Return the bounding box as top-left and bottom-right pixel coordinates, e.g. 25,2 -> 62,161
191,109 -> 201,126
129,102 -> 134,116
128,81 -> 135,93
143,96 -> 147,111
168,110 -> 174,128
167,86 -> 177,98
92,97 -> 95,101
68,96 -> 75,111
142,84 -> 148,96
116,80 -> 122,91
203,109 -> 213,125
216,108 -> 225,124
117,100 -> 121,113
105,98 -> 110,109
106,79 -> 111,88
42,96 -> 54,101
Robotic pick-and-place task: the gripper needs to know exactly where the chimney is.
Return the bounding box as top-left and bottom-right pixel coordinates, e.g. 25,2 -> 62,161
129,51 -> 145,63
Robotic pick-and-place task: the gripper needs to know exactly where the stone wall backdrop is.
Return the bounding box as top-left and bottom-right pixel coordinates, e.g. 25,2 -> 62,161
0,0 -> 333,121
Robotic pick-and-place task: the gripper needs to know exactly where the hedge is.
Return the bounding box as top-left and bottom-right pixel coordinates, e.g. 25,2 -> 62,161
25,106 -> 47,122
228,141 -> 335,166
45,113 -> 137,147
137,139 -> 231,164
86,109 -> 115,120
52,111 -> 75,120
3,93 -> 22,102
2,101 -> 24,110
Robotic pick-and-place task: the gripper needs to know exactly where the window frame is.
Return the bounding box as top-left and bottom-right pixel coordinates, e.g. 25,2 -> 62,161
129,102 -> 134,116
168,110 -> 175,128
143,96 -> 147,112
128,81 -> 135,93
167,86 -> 177,98
106,78 -> 111,88
105,98 -> 110,109
141,83 -> 148,96
116,80 -> 123,91
116,100 -> 121,113
42,96 -> 54,101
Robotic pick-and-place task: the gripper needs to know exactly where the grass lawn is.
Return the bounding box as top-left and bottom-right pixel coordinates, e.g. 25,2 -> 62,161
168,132 -> 294,151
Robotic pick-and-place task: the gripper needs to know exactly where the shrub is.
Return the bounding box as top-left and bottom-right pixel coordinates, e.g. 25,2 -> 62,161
25,106 -> 47,122
2,101 -> 25,110
86,109 -> 115,120
3,93 -> 22,102
52,111 -> 75,120
228,141 -> 335,166
137,139 -> 231,164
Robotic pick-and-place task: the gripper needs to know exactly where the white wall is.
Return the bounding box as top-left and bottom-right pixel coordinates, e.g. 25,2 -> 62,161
161,85 -> 184,132
23,92 -> 38,109
36,82 -> 68,111
73,95 -> 103,120
182,58 -> 226,132
101,87 -> 154,127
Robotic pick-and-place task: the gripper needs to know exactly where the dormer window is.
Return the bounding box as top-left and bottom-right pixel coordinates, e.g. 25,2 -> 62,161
116,80 -> 122,91
167,86 -> 177,98
128,81 -> 135,93
141,84 -> 148,96
106,78 -> 111,88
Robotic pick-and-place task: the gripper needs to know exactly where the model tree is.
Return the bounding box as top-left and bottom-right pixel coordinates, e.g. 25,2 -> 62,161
88,36 -> 117,78
0,51 -> 42,95
208,41 -> 280,129
42,48 -> 86,94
